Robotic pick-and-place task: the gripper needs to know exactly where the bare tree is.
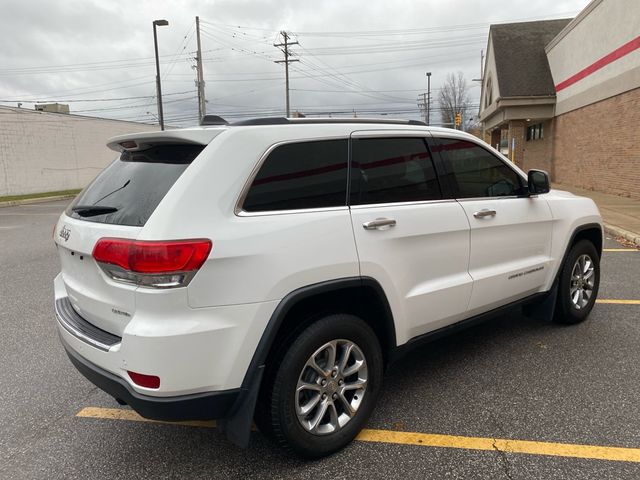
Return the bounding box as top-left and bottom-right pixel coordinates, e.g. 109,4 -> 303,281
438,72 -> 470,129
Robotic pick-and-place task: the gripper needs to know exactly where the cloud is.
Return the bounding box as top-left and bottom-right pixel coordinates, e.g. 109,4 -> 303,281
0,0 -> 589,125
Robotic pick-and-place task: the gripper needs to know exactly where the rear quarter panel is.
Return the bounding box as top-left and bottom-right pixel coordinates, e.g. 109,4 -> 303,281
140,126 -> 361,308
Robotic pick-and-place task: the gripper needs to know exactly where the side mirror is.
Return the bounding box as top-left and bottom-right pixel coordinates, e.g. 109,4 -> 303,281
528,169 -> 550,195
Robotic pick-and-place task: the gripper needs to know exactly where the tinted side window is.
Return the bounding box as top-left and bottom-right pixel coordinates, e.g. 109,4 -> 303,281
434,138 -> 525,198
243,139 -> 348,212
350,137 -> 441,205
66,144 -> 203,227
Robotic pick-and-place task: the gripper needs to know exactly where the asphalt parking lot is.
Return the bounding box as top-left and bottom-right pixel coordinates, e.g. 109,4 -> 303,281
1,199 -> 639,479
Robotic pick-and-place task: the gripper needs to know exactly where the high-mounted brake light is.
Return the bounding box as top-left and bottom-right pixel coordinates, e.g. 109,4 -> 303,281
119,140 -> 138,150
93,238 -> 212,288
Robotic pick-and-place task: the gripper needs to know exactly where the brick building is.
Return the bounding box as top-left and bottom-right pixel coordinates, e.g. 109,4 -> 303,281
479,19 -> 569,173
479,0 -> 640,200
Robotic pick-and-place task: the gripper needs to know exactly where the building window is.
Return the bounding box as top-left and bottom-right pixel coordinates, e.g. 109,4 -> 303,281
484,76 -> 493,108
526,123 -> 544,141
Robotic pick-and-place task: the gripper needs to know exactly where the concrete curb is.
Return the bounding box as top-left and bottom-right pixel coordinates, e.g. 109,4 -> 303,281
0,194 -> 77,208
603,223 -> 640,247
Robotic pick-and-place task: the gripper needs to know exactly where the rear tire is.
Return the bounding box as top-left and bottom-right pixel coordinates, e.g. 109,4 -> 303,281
258,314 -> 383,458
553,240 -> 600,324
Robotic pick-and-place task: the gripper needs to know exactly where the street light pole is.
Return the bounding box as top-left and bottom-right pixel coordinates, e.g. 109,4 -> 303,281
153,19 -> 169,130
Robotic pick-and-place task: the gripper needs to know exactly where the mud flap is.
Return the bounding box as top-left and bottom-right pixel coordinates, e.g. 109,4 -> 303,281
219,366 -> 264,448
522,280 -> 559,321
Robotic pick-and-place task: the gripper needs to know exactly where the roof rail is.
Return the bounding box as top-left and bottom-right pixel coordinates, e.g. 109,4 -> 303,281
230,117 -> 427,127
231,117 -> 290,126
200,115 -> 228,126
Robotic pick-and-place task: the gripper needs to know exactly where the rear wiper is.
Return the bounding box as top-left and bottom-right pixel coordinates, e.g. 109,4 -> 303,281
72,205 -> 119,217
92,180 -> 130,206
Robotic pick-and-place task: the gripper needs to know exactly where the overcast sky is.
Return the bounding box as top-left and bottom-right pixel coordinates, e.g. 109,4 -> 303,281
0,0 -> 591,126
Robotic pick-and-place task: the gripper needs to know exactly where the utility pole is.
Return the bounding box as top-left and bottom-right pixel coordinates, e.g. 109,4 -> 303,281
195,16 -> 206,122
418,93 -> 428,124
426,72 -> 432,125
274,31 -> 299,117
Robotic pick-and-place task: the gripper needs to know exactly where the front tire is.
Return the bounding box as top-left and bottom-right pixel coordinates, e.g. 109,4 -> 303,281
554,239 -> 600,324
262,314 -> 383,458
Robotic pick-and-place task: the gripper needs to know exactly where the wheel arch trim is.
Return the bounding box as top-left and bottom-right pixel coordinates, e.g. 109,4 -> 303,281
552,222 -> 603,286
221,276 -> 395,447
246,276 -> 395,387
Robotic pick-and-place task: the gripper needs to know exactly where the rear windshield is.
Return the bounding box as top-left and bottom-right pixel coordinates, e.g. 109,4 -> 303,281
66,144 -> 204,226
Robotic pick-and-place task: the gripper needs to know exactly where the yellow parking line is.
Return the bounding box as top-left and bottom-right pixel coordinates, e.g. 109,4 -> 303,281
603,248 -> 638,252
596,299 -> 640,305
357,429 -> 640,463
77,406 -> 216,428
77,407 -> 640,463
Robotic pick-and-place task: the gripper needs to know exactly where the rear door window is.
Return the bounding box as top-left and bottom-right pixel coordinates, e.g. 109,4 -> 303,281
350,137 -> 441,205
242,139 -> 348,212
66,144 -> 203,226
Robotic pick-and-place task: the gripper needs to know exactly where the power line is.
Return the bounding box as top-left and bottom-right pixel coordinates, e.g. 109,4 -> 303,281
0,47 -> 221,76
0,57 -> 191,76
0,90 -> 196,104
10,75 -> 153,99
285,37 -> 416,105
201,11 -> 578,38
70,95 -> 198,113
199,26 -> 275,62
291,88 -> 431,93
298,37 -> 487,56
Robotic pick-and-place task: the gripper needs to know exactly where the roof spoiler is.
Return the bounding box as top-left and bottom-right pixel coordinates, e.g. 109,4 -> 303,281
107,129 -> 224,152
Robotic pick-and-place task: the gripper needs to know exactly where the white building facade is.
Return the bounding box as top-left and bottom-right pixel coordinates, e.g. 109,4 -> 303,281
0,106 -> 157,196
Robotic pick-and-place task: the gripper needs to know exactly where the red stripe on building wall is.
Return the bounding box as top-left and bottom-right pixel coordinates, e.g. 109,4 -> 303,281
555,35 -> 640,92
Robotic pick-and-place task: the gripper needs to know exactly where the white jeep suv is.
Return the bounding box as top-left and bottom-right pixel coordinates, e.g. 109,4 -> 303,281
54,117 -> 602,457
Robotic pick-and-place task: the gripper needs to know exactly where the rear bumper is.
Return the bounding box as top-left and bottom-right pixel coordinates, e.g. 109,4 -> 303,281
64,343 -> 239,421
54,273 -> 279,395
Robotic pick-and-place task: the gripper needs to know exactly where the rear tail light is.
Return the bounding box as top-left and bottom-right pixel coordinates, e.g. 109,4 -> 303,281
93,238 -> 212,288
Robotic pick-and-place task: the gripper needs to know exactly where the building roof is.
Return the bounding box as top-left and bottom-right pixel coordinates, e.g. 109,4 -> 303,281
490,19 -> 572,97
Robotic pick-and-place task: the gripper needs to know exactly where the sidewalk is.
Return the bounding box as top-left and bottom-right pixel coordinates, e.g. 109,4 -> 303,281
553,183 -> 640,246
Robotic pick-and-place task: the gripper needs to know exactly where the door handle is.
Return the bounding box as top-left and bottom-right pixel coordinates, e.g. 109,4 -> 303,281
473,209 -> 497,219
362,218 -> 397,230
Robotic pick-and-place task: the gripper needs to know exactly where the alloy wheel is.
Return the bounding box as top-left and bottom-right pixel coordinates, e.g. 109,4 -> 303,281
570,254 -> 595,310
295,339 -> 368,435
